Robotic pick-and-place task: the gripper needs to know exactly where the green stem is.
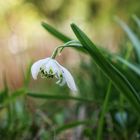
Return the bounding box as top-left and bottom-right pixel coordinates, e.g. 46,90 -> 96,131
51,46 -> 63,59
96,81 -> 112,140
51,40 -> 83,59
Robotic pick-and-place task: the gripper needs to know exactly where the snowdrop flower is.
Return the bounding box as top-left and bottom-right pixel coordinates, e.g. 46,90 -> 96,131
31,57 -> 77,92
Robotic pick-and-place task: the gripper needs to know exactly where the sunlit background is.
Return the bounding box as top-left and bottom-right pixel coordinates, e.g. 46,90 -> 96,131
0,0 -> 139,89
0,0 -> 140,139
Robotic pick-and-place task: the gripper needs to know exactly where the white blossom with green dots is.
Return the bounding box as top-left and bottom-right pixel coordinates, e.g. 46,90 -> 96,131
31,57 -> 77,91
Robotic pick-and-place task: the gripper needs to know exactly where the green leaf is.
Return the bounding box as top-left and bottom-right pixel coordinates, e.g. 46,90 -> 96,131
42,22 -> 71,42
110,58 -> 140,92
23,62 -> 32,88
132,15 -> 140,28
96,81 -> 112,140
116,56 -> 140,76
115,17 -> 140,63
27,92 -> 93,102
55,120 -> 92,134
71,23 -> 140,116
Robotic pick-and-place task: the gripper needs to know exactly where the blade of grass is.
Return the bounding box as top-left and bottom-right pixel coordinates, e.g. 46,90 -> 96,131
55,120 -> 92,134
109,58 -> 140,92
27,92 -> 93,102
71,23 -> 140,116
116,56 -> 140,76
132,15 -> 140,28
96,81 -> 112,140
115,17 -> 140,63
23,62 -> 32,89
42,22 -> 71,42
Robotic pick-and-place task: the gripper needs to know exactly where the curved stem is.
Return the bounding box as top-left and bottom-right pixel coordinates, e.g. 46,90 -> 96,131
51,46 -> 63,59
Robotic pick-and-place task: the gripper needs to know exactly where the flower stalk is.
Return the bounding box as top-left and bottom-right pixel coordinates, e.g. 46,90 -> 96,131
51,46 -> 64,59
31,45 -> 77,92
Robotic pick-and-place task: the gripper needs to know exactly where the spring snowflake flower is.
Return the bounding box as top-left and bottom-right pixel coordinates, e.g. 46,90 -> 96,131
31,57 -> 77,91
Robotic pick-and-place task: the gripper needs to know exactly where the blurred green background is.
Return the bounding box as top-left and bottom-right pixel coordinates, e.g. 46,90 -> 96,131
0,0 -> 140,140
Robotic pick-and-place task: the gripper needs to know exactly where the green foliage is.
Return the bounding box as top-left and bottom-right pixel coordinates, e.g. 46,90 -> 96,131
41,20 -> 140,139
27,92 -> 93,102
71,23 -> 140,115
115,17 -> 140,63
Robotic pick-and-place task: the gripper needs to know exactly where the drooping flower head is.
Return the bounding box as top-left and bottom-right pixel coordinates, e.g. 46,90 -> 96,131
31,57 -> 77,92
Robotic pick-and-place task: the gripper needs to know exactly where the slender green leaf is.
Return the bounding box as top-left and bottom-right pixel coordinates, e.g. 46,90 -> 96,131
24,62 -> 32,88
115,17 -> 140,62
132,15 -> 140,28
71,23 -> 140,115
110,58 -> 140,92
42,22 -> 71,42
97,81 -> 112,140
55,120 -> 92,134
27,92 -> 93,102
116,56 -> 140,76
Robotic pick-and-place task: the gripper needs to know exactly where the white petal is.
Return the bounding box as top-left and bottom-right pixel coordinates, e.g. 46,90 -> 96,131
31,58 -> 50,79
45,59 -> 60,74
54,60 -> 77,91
61,66 -> 77,91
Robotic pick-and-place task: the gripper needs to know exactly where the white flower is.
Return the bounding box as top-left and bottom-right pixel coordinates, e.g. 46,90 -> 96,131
31,57 -> 77,91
